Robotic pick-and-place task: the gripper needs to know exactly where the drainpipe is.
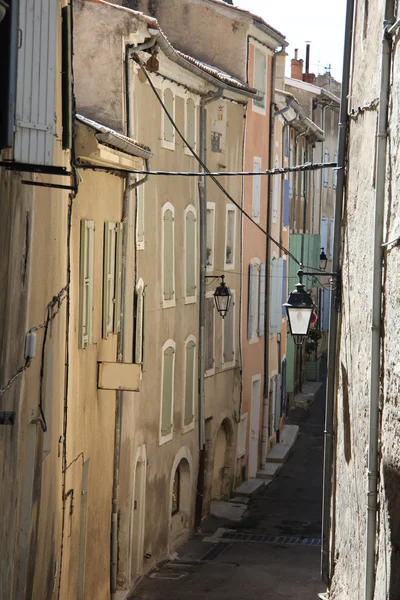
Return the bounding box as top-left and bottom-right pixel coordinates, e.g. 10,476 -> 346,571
195,88 -> 223,527
365,5 -> 395,600
320,0 -> 354,585
261,46 -> 285,469
110,44 -> 151,598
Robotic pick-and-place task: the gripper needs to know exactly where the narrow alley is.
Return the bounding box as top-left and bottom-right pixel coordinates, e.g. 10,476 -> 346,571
130,377 -> 325,600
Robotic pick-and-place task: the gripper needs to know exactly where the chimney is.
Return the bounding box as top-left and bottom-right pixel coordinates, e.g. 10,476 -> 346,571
302,42 -> 316,85
291,49 -> 303,80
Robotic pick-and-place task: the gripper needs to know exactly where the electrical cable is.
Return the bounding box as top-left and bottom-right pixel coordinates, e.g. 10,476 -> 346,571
132,56 -> 302,266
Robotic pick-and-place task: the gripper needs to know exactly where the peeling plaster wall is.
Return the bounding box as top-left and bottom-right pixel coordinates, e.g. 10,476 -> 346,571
330,1 -> 400,599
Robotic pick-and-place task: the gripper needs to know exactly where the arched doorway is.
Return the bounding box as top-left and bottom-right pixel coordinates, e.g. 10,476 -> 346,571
211,419 -> 233,500
130,445 -> 146,584
168,446 -> 193,550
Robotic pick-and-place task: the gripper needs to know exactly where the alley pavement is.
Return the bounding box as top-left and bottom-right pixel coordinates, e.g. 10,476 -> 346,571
129,377 -> 326,600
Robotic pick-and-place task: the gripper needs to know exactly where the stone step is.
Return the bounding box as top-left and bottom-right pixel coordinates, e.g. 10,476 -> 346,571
256,462 -> 281,480
231,478 -> 265,498
210,500 -> 247,522
265,424 -> 299,464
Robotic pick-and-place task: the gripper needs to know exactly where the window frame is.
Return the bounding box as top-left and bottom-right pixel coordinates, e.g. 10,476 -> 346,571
206,202 -> 216,272
224,206 -> 236,270
184,204 -> 197,304
79,219 -> 95,349
161,86 -> 175,151
222,289 -> 235,369
159,339 -> 176,445
183,335 -> 196,433
102,222 -> 116,339
252,46 -> 267,115
162,202 -> 176,309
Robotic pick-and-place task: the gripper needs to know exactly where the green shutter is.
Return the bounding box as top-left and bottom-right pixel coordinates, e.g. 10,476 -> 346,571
184,341 -> 195,425
79,219 -> 94,349
186,210 -> 196,297
113,222 -> 123,333
164,89 -> 174,143
161,346 -> 174,436
135,285 -> 144,364
102,222 -> 116,339
163,209 -> 174,301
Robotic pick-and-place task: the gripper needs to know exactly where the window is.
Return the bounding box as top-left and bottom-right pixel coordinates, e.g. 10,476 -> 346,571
225,207 -> 236,269
162,203 -> 175,308
160,340 -> 175,444
185,97 -> 196,152
134,279 -> 145,365
136,184 -> 145,250
324,149 -> 330,187
270,257 -> 284,334
211,102 -> 226,153
206,203 -> 215,270
252,157 -> 261,222
237,413 -> 248,458
248,261 -> 260,340
205,295 -> 215,374
185,205 -> 196,302
79,219 -> 95,349
253,47 -> 266,112
172,466 -> 180,515
333,153 -> 338,189
223,291 -> 235,366
102,222 -> 123,338
162,88 -> 175,150
183,336 -> 196,431
272,156 -> 279,223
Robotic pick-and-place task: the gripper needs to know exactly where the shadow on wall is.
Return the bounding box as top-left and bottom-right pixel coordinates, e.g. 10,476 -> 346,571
383,463 -> 400,600
340,362 -> 352,464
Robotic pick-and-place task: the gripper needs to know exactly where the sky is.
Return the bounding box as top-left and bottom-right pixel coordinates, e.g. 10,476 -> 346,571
234,0 -> 347,82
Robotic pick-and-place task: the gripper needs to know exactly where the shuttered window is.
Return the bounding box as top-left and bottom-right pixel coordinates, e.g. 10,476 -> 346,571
270,258 -> 284,334
320,216 -> 329,255
114,223 -> 123,334
225,207 -> 236,267
329,217 -> 335,259
248,263 -> 260,339
223,291 -> 234,365
186,98 -> 196,149
14,0 -> 58,165
273,156 -> 279,223
253,48 -> 266,110
136,184 -> 145,249
333,153 -> 338,189
161,343 -> 175,439
184,338 -> 196,426
185,207 -> 196,299
79,220 -> 95,349
301,151 -> 306,198
134,280 -> 145,365
205,297 -> 215,372
289,144 -> 294,198
103,222 -> 116,339
252,158 -> 261,221
258,264 -> 266,337
206,203 -> 215,269
324,149 -> 330,187
162,205 -> 175,305
163,88 -> 174,145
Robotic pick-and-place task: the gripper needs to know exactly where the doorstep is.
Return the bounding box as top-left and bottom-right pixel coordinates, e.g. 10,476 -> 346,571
256,463 -> 281,480
265,424 -> 299,464
231,478 -> 265,498
210,500 -> 247,522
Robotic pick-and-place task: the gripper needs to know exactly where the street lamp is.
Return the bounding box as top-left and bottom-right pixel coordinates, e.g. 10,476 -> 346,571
320,248 -> 328,270
206,274 -> 232,318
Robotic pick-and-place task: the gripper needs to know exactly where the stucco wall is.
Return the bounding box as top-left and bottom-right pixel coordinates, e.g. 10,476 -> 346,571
329,1 -> 400,598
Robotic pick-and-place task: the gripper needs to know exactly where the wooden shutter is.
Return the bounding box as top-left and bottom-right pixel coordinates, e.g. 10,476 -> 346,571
254,48 -> 266,109
270,258 -> 284,334
136,185 -> 144,246
320,216 -> 329,254
329,218 -> 335,258
248,264 -> 258,339
102,222 -> 116,339
161,346 -> 174,436
163,89 -> 174,143
186,98 -> 195,148
163,208 -> 174,301
186,210 -> 196,297
14,0 -> 58,165
223,292 -> 234,363
324,150 -> 329,187
252,159 -> 261,219
205,297 -> 214,371
258,264 -> 266,337
134,285 -> 144,364
184,341 -> 195,425
79,220 -> 94,349
113,223 -> 123,333
289,144 -> 294,198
